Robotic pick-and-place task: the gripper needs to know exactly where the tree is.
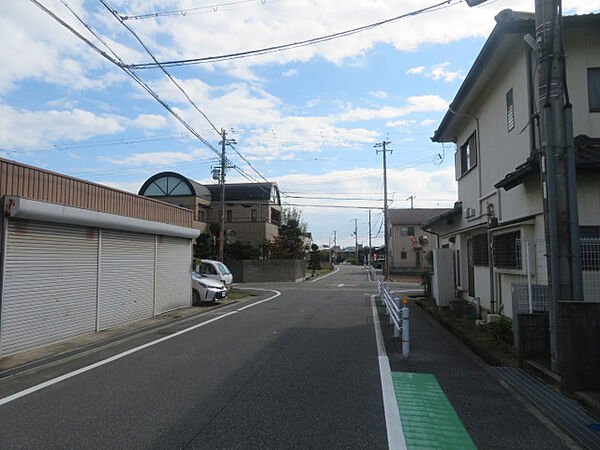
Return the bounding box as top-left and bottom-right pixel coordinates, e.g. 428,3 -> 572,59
224,240 -> 260,260
268,207 -> 308,259
308,243 -> 321,272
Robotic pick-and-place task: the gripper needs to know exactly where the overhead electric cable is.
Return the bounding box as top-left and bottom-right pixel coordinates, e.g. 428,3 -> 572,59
126,0 -> 461,69
98,0 -> 221,137
121,0 -> 270,20
31,0 -> 223,163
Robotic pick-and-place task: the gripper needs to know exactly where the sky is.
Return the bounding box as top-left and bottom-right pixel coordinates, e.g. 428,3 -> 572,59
2,0 -> 600,248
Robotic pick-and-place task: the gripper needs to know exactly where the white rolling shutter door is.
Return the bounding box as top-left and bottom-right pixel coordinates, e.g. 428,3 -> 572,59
98,230 -> 154,330
1,219 -> 98,356
155,236 -> 191,314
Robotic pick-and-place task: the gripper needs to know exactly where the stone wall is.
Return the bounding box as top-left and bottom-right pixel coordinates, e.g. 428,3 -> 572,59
226,259 -> 306,283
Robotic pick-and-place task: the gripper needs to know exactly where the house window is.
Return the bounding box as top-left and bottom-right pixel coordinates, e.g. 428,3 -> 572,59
226,210 -> 232,222
401,251 -> 407,259
472,233 -> 489,266
589,68 -> 600,112
581,226 -> 600,270
400,226 -> 415,236
197,206 -> 205,222
251,209 -> 258,222
493,231 -> 521,269
506,88 -> 515,131
455,132 -> 477,179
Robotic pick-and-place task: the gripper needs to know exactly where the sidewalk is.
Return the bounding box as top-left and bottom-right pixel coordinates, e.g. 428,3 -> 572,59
378,299 -> 575,449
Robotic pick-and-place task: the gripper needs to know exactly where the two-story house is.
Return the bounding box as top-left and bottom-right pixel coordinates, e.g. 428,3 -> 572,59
424,10 -> 600,320
139,172 -> 282,248
388,208 -> 451,275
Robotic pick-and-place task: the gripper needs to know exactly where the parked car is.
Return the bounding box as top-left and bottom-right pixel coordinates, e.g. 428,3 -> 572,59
191,272 -> 228,304
196,259 -> 233,287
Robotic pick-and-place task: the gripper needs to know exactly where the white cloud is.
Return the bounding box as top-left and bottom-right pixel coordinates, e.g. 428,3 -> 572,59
420,119 -> 436,126
429,62 -> 464,82
0,105 -> 170,149
369,91 -> 388,99
337,95 -> 449,122
282,69 -> 298,77
100,148 -> 214,166
407,62 -> 464,82
306,98 -> 320,108
406,66 -> 425,74
386,119 -> 416,128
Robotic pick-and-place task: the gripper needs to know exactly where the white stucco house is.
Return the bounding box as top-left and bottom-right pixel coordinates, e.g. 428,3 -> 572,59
423,9 -> 600,319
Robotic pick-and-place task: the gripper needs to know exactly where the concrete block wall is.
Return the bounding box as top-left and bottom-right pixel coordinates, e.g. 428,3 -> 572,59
226,259 -> 306,283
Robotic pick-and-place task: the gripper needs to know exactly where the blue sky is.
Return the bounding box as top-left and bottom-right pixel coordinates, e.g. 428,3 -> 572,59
2,0 -> 599,247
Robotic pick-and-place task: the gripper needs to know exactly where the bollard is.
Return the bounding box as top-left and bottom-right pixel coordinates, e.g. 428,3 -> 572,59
402,300 -> 410,358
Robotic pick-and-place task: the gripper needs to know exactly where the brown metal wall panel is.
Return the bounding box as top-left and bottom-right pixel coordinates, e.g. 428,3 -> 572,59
0,158 -> 192,227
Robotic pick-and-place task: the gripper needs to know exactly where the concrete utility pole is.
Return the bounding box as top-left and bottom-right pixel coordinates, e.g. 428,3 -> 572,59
368,209 -> 372,266
406,195 -> 415,209
218,128 -> 236,262
375,140 -> 392,278
333,230 -> 337,264
534,0 -> 583,371
352,218 -> 358,264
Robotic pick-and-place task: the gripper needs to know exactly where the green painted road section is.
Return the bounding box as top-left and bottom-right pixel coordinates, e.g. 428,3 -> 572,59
391,372 -> 476,450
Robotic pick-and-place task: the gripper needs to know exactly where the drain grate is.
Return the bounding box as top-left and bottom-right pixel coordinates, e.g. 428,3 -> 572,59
490,366 -> 600,449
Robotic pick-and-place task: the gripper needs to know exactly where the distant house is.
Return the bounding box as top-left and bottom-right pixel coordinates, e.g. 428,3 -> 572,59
388,208 -> 452,275
139,172 -> 282,248
425,10 -> 600,319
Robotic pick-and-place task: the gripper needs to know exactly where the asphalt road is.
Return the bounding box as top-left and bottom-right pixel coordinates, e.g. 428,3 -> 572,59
0,265 -> 574,449
0,265 -> 392,449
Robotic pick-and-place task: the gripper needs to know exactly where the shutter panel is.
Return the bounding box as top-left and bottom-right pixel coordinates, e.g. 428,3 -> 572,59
455,147 -> 461,180
1,219 -> 98,356
98,230 -> 154,330
155,236 -> 192,314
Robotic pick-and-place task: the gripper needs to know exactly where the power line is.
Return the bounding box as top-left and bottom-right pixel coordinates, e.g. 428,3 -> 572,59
126,0 -> 461,69
120,0 -> 272,20
32,0 -> 224,164
98,0 -> 221,137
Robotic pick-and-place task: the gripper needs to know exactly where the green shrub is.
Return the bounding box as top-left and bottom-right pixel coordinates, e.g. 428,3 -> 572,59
487,318 -> 513,345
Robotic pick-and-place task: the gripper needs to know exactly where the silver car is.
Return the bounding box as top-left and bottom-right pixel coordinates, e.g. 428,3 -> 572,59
192,272 -> 228,304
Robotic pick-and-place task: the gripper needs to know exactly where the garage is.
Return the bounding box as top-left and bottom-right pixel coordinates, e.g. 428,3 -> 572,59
0,158 -> 199,357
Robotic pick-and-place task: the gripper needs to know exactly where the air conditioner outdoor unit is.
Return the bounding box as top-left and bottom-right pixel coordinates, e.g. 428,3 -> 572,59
465,207 -> 476,219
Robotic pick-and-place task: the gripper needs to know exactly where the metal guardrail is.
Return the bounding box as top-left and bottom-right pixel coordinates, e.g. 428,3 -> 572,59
378,280 -> 410,357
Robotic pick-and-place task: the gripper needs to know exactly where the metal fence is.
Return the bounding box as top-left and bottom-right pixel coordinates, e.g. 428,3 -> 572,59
512,238 -> 600,314
377,280 -> 409,357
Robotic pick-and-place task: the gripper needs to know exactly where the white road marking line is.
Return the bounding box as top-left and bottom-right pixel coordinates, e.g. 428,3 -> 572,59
309,266 -> 340,283
235,288 -> 281,311
370,294 -> 407,450
0,290 -> 281,407
338,283 -> 344,287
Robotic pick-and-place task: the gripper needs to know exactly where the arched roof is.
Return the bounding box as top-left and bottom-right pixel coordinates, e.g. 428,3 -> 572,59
205,182 -> 280,205
138,172 -> 212,201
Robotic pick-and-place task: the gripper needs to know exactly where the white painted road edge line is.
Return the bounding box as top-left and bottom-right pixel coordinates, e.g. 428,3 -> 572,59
370,294 -> 407,450
234,287 -> 281,311
310,266 -> 340,283
0,289 -> 281,407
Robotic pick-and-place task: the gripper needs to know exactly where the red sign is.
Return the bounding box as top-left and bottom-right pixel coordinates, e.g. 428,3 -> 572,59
373,254 -> 378,261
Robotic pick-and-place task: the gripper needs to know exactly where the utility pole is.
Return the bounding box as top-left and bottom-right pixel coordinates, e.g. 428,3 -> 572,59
368,209 -> 372,266
375,140 -> 392,278
406,195 -> 415,209
333,230 -> 337,264
353,219 -> 358,264
534,0 -> 583,372
218,128 -> 236,262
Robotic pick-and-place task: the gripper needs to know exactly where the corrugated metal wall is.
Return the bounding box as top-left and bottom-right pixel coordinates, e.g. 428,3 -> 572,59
155,236 -> 192,314
0,219 -> 193,357
98,230 -> 155,331
0,159 -> 192,227
1,220 -> 98,355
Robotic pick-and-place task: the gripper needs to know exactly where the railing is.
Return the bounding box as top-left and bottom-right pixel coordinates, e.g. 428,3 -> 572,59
377,280 -> 410,357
